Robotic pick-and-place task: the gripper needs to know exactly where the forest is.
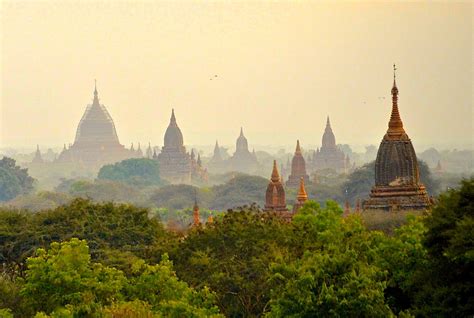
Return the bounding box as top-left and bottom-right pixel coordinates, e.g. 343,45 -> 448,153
0,176 -> 472,317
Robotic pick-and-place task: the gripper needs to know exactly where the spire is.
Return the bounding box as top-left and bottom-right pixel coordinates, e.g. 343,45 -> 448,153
387,64 -> 405,138
271,160 -> 280,182
170,108 -> 176,125
191,149 -> 195,160
297,177 -> 308,202
295,140 -> 302,155
240,127 -> 244,137
93,79 -> 99,105
326,116 -> 330,128
197,153 -> 202,166
193,191 -> 200,226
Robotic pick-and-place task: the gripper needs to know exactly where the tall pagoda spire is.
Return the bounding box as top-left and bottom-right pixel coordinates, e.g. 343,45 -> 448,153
271,160 -> 280,182
295,139 -> 302,155
192,192 -> 201,227
93,79 -> 99,105
386,64 -> 406,139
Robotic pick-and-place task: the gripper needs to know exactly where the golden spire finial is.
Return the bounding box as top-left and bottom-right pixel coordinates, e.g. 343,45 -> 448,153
386,64 -> 405,138
297,177 -> 308,202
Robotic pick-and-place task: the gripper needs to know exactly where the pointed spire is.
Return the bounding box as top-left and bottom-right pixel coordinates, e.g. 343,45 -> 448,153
197,153 -> 202,166
130,143 -> 135,151
271,160 -> 280,182
193,190 -> 200,226
170,108 -> 177,124
295,140 -> 302,155
387,64 -> 405,138
297,177 -> 308,202
191,149 -> 195,160
240,127 -> 244,137
326,116 -> 331,128
93,79 -> 99,105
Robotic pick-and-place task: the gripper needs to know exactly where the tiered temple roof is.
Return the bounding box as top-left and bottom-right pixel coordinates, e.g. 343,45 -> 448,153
363,65 -> 431,211
56,82 -> 135,166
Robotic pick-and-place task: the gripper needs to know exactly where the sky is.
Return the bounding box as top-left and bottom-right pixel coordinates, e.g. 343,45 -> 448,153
1,1 -> 472,153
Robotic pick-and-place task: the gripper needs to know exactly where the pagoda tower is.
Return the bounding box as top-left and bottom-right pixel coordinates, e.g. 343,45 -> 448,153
311,117 -> 347,172
229,127 -> 259,173
157,109 -> 193,184
292,177 -> 308,213
31,145 -> 44,164
286,140 -> 310,188
363,65 -> 430,211
264,160 -> 291,221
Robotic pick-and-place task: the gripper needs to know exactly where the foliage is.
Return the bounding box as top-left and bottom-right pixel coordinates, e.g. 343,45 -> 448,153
0,157 -> 35,202
210,174 -> 267,210
414,178 -> 474,316
14,239 -> 222,317
267,202 -> 392,317
172,205 -> 290,317
0,198 -> 173,267
21,238 -> 126,315
98,158 -> 166,187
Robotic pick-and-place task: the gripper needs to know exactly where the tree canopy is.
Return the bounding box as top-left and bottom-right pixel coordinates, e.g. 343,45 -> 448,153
0,157 -> 35,202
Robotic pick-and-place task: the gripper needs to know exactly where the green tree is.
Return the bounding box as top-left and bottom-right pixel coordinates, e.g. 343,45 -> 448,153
0,157 -> 35,201
210,174 -> 268,210
0,198 -> 173,267
267,201 -> 393,317
414,178 -> 474,316
98,158 -> 166,187
21,238 -> 126,316
172,205 -> 291,317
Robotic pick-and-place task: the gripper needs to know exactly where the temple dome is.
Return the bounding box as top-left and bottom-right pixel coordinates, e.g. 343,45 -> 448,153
164,109 -> 184,149
321,116 -> 336,149
74,84 -> 121,147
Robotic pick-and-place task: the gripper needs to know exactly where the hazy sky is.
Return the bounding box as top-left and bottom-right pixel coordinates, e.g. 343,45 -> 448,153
1,1 -> 472,152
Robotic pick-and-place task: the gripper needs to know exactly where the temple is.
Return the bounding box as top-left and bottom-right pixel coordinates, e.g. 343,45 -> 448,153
229,128 -> 259,173
31,145 -> 44,164
264,160 -> 292,221
286,140 -> 310,188
156,109 -> 207,184
292,177 -> 308,213
309,117 -> 348,173
363,65 -> 431,211
56,82 -> 135,166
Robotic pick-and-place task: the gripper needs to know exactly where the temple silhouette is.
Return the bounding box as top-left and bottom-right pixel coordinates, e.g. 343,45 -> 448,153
363,66 -> 431,211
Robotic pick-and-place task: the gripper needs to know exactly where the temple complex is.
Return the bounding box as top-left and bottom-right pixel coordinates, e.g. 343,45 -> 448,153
156,109 -> 207,184
56,82 -> 135,166
292,177 -> 308,213
308,117 -> 348,173
286,140 -> 310,188
228,128 -> 259,174
363,66 -> 431,211
264,160 -> 292,221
